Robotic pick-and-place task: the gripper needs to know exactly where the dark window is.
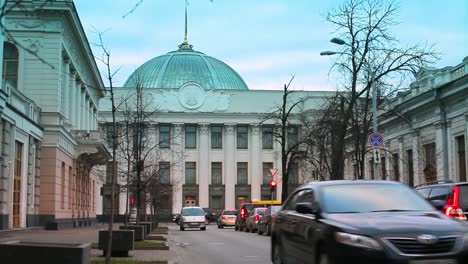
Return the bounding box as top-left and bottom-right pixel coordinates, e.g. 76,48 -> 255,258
237,126 -> 248,149
262,162 -> 273,184
160,195 -> 171,209
211,126 -> 222,149
185,125 -> 197,149
407,150 -> 414,187
296,189 -> 315,203
283,190 -> 301,210
416,188 -> 431,199
3,42 -> 19,88
456,136 -> 466,182
211,162 -> 222,185
185,162 -> 196,184
211,195 -> 222,210
106,124 -> 118,147
428,187 -> 450,201
392,153 -> 400,182
287,126 -> 298,149
237,162 -> 248,185
289,162 -> 298,184
423,143 -> 437,181
262,126 -> 273,149
321,184 -> 434,213
159,162 -> 170,184
459,185 -> 468,209
159,125 -> 171,148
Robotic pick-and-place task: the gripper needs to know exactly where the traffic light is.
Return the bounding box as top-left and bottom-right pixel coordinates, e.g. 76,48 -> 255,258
130,197 -> 135,205
270,180 -> 277,189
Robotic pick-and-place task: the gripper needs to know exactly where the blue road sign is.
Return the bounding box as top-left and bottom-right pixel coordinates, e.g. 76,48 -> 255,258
368,133 -> 384,148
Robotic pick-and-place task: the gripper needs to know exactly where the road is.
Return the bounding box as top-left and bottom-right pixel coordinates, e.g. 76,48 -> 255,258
170,223 -> 271,264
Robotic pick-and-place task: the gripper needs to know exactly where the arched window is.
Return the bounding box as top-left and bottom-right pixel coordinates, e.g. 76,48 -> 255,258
3,42 -> 19,88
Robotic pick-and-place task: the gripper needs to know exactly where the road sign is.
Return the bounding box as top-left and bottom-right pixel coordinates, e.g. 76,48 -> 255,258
373,149 -> 381,163
270,168 -> 278,177
368,132 -> 384,148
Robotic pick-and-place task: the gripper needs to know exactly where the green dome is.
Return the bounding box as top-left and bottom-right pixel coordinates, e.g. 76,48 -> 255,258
124,47 -> 248,90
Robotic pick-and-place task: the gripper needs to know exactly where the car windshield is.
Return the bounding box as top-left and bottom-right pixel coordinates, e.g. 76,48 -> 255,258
256,208 -> 267,215
223,211 -> 237,215
459,185 -> 468,209
182,208 -> 205,216
320,183 -> 435,213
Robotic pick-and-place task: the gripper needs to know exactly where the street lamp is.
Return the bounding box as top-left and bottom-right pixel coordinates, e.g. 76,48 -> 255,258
321,37 -> 380,180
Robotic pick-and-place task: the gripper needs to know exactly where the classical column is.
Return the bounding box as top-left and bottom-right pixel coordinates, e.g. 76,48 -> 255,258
172,123 -> 184,214
224,124 -> 236,209
198,123 -> 210,207
435,122 -> 447,180
62,58 -> 70,122
80,90 -> 86,129
446,122 -> 454,180
412,133 -> 421,186
74,81 -> 82,128
398,137 -> 404,183
92,108 -> 97,130
68,69 -> 76,128
84,97 -> 90,131
250,124 -> 261,201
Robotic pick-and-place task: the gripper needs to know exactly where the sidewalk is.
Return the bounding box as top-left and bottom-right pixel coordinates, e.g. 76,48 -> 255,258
0,222 -> 178,263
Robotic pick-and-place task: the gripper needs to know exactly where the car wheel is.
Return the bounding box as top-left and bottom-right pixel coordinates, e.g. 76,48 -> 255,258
245,224 -> 250,232
257,225 -> 263,235
272,241 -> 284,264
251,225 -> 255,233
180,225 -> 185,231
220,224 -> 224,229
217,223 -> 221,229
235,224 -> 239,231
266,224 -> 271,236
201,227 -> 206,231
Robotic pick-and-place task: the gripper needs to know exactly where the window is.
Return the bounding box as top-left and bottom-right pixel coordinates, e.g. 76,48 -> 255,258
159,125 -> 171,148
106,124 -> 117,147
237,162 -> 248,185
211,162 -> 222,185
289,162 -> 298,184
160,195 -> 171,209
423,143 -> 437,181
185,162 -> 196,184
416,188 -> 431,199
283,190 -> 301,210
456,136 -> 466,182
185,125 -> 197,149
159,162 -> 170,184
237,126 -> 248,149
262,162 -> 273,184
262,126 -> 273,149
287,127 -> 298,149
211,195 -> 222,210
296,189 -> 315,204
392,153 -> 400,182
407,149 -> 414,187
3,42 -> 19,88
211,126 -> 222,149
428,187 -> 450,201
61,162 -> 65,209
381,157 -> 387,179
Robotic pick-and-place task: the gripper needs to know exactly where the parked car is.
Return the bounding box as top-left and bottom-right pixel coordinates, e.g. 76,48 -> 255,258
245,207 -> 267,233
217,209 -> 238,228
203,207 -> 218,224
172,213 -> 181,225
415,180 -> 468,221
257,205 -> 281,236
235,203 -> 262,231
271,180 -> 468,264
179,206 -> 206,231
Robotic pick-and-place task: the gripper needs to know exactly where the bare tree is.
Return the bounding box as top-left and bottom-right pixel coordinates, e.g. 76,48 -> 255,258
264,77 -> 308,202
323,0 -> 438,179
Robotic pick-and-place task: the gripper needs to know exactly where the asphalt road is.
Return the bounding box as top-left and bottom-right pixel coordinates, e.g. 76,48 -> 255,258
171,223 -> 271,264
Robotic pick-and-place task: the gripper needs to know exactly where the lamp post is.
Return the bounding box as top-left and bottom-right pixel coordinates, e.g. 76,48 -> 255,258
321,38 -> 380,180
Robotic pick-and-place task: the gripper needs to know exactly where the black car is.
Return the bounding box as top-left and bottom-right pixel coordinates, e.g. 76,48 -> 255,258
203,208 -> 218,224
415,180 -> 468,221
235,203 -> 262,231
271,180 -> 468,264
258,205 -> 281,236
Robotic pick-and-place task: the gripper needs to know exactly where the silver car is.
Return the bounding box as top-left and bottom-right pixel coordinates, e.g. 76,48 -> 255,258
245,207 -> 267,233
179,206 -> 207,231
217,209 -> 238,228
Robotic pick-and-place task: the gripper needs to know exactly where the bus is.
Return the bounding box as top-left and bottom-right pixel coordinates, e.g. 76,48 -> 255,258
251,200 -> 282,207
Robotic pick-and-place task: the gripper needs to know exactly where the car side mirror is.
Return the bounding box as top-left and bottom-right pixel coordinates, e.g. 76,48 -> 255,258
296,202 -> 319,215
429,199 -> 445,210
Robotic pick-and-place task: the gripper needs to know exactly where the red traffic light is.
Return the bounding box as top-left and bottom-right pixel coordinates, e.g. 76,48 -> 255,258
130,198 -> 135,205
270,180 -> 277,188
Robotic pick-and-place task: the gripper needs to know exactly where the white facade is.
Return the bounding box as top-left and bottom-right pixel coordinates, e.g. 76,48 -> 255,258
99,86 -> 335,217
344,57 -> 468,185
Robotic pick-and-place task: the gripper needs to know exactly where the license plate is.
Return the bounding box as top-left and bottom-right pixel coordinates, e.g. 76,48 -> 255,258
411,259 -> 457,264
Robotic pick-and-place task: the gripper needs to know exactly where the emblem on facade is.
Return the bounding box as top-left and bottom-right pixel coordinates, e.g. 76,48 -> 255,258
179,83 -> 205,109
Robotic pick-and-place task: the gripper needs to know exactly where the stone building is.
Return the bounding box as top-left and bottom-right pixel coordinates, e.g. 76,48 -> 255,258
344,57 -> 468,185
0,0 -> 109,230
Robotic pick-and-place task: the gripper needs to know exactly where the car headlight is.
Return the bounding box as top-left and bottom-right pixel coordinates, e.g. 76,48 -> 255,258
335,232 -> 382,250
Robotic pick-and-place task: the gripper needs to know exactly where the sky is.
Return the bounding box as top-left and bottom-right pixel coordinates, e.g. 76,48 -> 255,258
74,0 -> 468,91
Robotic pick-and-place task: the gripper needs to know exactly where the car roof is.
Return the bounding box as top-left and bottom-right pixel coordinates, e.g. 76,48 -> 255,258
302,180 -> 402,189
182,206 -> 203,209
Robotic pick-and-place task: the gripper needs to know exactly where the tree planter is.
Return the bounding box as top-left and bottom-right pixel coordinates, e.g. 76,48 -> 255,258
98,230 -> 134,257
134,241 -> 169,250
139,222 -> 152,235
145,235 -> 167,241
0,240 -> 91,264
119,225 -> 145,241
